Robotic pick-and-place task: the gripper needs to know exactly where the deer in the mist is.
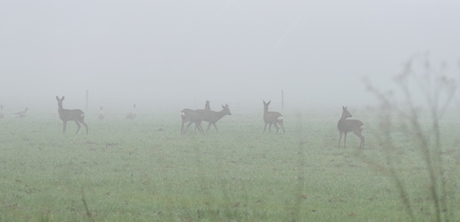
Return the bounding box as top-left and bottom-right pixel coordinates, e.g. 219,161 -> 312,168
0,105 -> 4,119
98,106 -> 105,120
12,107 -> 29,118
263,100 -> 285,134
180,109 -> 205,135
337,106 -> 364,149
126,104 -> 137,119
180,100 -> 210,135
203,104 -> 232,132
56,96 -> 88,135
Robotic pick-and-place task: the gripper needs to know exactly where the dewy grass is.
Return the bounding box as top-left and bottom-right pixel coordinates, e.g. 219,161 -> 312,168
0,110 -> 458,221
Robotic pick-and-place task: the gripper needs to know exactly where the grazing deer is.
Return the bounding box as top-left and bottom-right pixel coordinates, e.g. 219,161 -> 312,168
337,106 -> 364,149
0,105 -> 4,119
13,108 -> 29,118
203,104 -> 232,132
98,106 -> 105,120
126,104 -> 137,119
56,96 -> 88,135
180,101 -> 211,134
263,100 -> 285,134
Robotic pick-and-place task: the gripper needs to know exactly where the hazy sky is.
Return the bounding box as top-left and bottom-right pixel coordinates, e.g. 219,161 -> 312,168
1,1 -> 459,113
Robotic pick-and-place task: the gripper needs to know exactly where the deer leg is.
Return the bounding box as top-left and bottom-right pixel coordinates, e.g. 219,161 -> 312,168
268,123 -> 272,134
181,122 -> 185,135
338,132 -> 343,148
80,119 -> 88,135
279,121 -> 285,134
184,121 -> 194,134
63,121 -> 67,133
263,123 -> 268,133
206,122 -> 212,132
273,122 -> 280,134
344,132 -> 348,148
353,130 -> 365,149
75,120 -> 81,135
196,122 -> 204,134
210,123 -> 218,133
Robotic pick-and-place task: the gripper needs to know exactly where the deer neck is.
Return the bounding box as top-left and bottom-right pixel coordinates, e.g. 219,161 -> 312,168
214,110 -> 227,120
339,114 -> 349,122
58,103 -> 64,111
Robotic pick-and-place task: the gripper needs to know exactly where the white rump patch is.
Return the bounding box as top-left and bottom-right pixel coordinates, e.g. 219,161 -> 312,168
181,112 -> 185,116
360,125 -> 365,130
277,116 -> 284,121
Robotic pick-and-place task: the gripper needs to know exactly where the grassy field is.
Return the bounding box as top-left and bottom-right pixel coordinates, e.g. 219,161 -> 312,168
0,109 -> 459,221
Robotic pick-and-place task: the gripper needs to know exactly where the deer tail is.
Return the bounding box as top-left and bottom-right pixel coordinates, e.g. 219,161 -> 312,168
360,125 -> 365,130
180,112 -> 185,116
277,116 -> 284,121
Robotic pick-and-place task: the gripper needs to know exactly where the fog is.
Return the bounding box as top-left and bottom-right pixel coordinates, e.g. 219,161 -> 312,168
1,1 -> 459,114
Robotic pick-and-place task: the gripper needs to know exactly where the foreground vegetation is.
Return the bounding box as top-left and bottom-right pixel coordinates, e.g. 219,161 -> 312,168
0,109 -> 459,221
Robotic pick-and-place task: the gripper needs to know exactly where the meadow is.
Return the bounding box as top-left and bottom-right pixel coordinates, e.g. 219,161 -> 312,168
0,109 -> 459,221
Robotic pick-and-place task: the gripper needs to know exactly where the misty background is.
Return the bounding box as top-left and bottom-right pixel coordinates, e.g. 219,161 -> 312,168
1,1 -> 459,114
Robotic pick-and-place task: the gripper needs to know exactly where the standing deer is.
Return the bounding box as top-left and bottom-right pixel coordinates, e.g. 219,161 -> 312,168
263,100 -> 285,134
13,108 -> 29,118
126,104 -> 137,119
203,104 -> 232,132
337,106 -> 364,149
56,96 -> 88,135
0,105 -> 4,119
180,100 -> 210,135
98,106 -> 105,120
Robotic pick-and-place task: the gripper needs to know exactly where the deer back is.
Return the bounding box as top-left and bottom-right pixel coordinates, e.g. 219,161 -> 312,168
181,109 -> 204,122
59,109 -> 85,121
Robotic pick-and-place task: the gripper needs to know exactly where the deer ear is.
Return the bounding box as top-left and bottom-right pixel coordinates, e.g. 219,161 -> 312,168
61,96 -> 65,100
56,96 -> 59,100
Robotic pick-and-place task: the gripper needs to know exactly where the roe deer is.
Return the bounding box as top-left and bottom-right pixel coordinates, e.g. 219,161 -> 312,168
180,109 -> 205,135
263,100 -> 285,134
337,106 -> 364,149
98,106 -> 105,120
13,108 -> 29,118
0,105 -> 4,118
203,104 -> 232,132
56,96 -> 88,135
126,104 -> 137,119
180,100 -> 210,135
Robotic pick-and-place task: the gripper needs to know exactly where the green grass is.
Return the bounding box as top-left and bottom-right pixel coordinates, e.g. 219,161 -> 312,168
0,110 -> 459,221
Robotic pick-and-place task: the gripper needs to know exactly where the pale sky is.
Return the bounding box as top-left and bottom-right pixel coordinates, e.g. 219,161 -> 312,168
1,1 -> 459,113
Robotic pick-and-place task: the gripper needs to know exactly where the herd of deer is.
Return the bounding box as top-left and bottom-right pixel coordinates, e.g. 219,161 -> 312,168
0,97 -> 365,149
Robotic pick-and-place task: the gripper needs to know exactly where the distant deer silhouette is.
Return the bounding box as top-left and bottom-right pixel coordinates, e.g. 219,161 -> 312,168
126,104 -> 137,119
180,101 -> 210,134
12,108 -> 29,118
98,106 -> 105,120
337,106 -> 364,149
203,104 -> 232,132
56,96 -> 88,135
263,100 -> 285,134
180,109 -> 205,135
0,105 -> 4,119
